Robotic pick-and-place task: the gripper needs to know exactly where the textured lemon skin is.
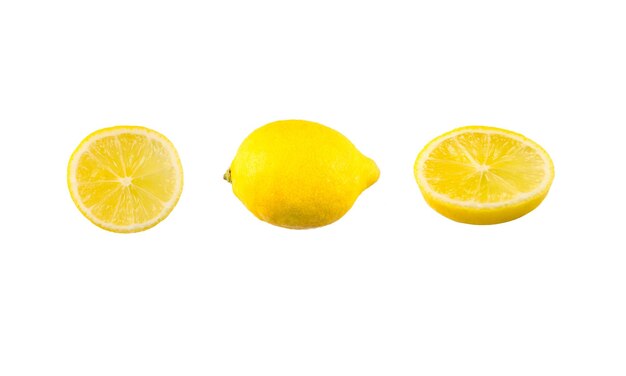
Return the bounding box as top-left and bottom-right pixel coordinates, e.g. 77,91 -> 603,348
67,126 -> 184,233
419,189 -> 551,225
228,120 -> 379,229
414,126 -> 554,225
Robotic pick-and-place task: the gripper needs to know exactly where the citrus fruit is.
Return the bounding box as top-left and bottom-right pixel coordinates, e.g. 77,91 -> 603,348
68,126 -> 183,233
414,126 -> 554,224
225,120 -> 379,229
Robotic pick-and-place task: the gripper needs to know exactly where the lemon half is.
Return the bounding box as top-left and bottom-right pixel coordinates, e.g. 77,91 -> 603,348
68,126 -> 183,233
414,126 -> 554,224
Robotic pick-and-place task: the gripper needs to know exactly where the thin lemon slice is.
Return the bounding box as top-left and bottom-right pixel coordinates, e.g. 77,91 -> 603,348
414,126 -> 554,224
68,126 -> 183,233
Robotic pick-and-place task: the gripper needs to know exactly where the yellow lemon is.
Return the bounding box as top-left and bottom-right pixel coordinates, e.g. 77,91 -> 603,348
68,126 -> 183,233
225,120 -> 379,229
414,126 -> 554,224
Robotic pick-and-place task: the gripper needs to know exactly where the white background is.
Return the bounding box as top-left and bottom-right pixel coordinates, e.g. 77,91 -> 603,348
1,1 -> 625,375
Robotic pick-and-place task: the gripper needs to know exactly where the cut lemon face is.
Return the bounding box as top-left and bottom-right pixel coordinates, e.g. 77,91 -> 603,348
414,126 -> 554,224
68,126 -> 183,233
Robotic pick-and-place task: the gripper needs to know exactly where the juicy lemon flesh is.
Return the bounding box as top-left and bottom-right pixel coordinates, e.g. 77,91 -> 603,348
416,126 -> 554,224
423,132 -> 547,203
69,127 -> 183,233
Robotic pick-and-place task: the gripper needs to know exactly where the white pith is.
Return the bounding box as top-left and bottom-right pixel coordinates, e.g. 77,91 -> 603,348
416,128 -> 553,209
68,127 -> 183,232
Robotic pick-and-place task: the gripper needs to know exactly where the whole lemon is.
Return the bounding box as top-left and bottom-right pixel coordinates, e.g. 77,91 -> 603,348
225,120 -> 379,229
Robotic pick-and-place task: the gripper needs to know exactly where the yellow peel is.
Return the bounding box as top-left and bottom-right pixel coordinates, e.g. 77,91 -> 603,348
227,120 -> 379,229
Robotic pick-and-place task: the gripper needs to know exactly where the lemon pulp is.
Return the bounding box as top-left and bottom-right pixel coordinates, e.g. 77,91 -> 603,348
68,126 -> 183,233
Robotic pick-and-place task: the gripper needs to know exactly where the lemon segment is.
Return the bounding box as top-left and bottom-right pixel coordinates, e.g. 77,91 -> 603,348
414,126 -> 554,224
68,126 -> 183,233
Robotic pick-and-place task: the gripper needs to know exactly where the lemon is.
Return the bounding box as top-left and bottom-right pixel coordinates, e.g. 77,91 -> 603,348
68,126 -> 183,233
414,126 -> 554,224
225,120 -> 379,229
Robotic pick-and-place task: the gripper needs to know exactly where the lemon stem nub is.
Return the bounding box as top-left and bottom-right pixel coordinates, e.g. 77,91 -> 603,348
224,168 -> 232,183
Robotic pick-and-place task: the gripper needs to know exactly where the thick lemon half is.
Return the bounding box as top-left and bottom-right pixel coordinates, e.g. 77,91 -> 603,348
68,126 -> 183,233
414,126 -> 554,224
